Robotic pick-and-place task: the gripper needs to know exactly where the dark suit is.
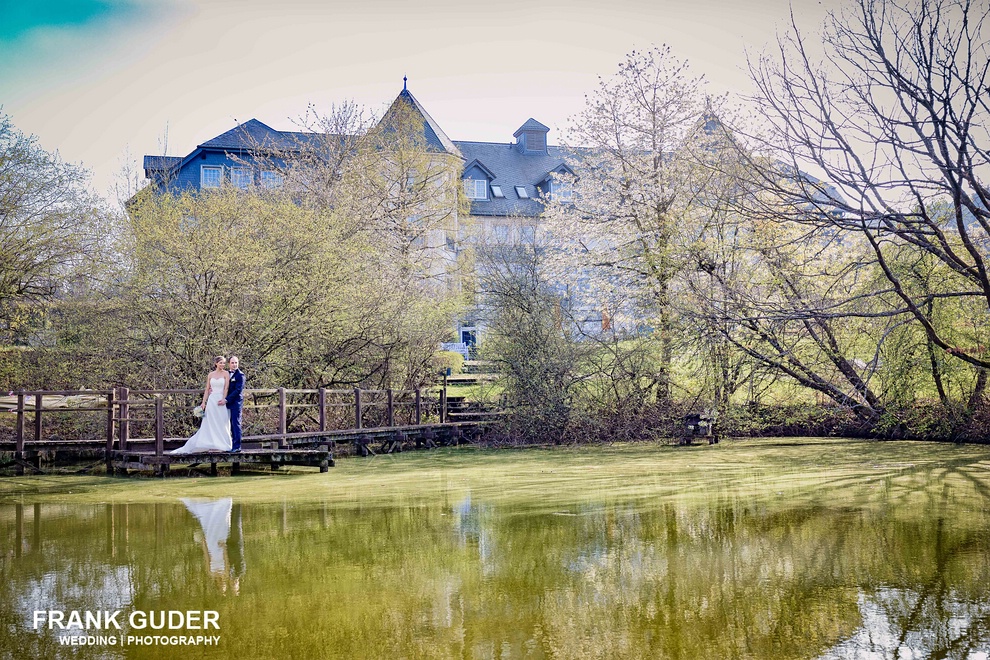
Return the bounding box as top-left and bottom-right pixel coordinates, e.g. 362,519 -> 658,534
227,369 -> 245,451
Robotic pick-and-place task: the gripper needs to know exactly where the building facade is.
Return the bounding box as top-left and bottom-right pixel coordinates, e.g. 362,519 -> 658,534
143,85 -> 581,354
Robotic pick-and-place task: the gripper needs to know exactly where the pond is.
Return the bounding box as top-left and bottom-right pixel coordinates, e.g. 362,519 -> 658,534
2,438 -> 990,659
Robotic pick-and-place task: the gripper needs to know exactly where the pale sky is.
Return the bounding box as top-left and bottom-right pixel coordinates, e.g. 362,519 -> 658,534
0,0 -> 839,197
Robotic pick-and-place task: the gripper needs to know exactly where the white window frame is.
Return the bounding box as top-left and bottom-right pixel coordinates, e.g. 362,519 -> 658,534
494,224 -> 510,244
520,225 -> 536,244
491,185 -> 504,198
515,186 -> 529,199
551,179 -> 573,202
260,170 -> 283,189
200,165 -> 223,189
463,178 -> 488,200
230,166 -> 252,189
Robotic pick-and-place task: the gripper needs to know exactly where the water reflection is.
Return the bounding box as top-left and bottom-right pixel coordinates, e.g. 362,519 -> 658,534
1,460 -> 990,658
180,498 -> 245,594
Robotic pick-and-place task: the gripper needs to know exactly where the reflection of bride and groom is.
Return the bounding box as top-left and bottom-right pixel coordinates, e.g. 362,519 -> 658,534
171,355 -> 245,454
180,498 -> 246,594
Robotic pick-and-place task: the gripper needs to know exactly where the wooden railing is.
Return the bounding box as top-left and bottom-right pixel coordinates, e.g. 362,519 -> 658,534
3,387 -> 450,458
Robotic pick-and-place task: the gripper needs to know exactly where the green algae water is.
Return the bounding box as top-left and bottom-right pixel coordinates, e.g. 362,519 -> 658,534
2,438 -> 990,659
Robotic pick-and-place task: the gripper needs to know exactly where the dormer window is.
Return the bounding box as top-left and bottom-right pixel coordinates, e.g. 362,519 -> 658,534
551,179 -> 573,202
513,118 -> 550,154
515,186 -> 529,199
464,178 -> 488,200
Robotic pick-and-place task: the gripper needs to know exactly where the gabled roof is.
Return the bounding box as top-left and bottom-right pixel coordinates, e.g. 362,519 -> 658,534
381,89 -> 462,157
538,162 -> 577,184
462,159 -> 497,180
513,118 -> 550,137
198,118 -> 295,151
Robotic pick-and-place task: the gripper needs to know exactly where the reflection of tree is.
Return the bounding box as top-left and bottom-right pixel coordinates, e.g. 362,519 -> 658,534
2,451 -> 990,658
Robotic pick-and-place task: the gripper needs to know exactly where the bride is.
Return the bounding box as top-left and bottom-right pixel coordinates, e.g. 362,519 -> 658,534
171,356 -> 232,454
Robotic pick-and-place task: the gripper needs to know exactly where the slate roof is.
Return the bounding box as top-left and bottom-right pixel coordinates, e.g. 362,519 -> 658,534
380,90 -> 461,156
143,155 -> 182,172
513,118 -> 549,136
198,119 -> 304,151
141,88 -> 573,218
454,141 -> 573,217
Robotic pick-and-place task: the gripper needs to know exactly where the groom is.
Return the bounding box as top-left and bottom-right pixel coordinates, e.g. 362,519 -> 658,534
220,355 -> 245,452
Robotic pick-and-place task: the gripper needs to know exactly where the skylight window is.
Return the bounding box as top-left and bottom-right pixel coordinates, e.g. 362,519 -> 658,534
491,185 -> 504,198
515,186 -> 529,199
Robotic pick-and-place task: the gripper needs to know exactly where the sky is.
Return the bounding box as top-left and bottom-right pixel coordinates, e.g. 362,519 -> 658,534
0,0 -> 840,198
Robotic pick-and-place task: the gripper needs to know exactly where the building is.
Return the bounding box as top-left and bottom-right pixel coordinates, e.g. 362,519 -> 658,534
143,83 -> 579,354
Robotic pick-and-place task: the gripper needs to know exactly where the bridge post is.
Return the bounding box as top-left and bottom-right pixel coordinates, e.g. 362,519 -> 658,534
15,391 -> 24,476
415,389 -> 422,425
119,387 -> 130,451
154,397 -> 164,457
318,387 -> 326,432
105,389 -> 115,474
354,388 -> 362,430
387,389 -> 394,427
440,388 -> 447,424
15,391 -> 25,453
34,393 -> 43,443
277,388 -> 287,449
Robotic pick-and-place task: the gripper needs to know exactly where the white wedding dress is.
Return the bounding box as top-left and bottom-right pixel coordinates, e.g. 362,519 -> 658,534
171,376 -> 232,454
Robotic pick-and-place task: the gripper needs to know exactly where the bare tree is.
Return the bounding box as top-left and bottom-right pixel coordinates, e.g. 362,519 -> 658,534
742,0 -> 990,380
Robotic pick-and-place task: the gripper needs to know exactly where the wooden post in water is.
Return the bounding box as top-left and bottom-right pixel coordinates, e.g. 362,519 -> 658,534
354,388 -> 362,430
154,397 -> 164,457
15,503 -> 23,558
32,503 -> 41,554
387,389 -> 394,427
119,387 -> 130,451
277,387 -> 287,449
318,387 -> 326,432
415,389 -> 422,425
34,393 -> 43,443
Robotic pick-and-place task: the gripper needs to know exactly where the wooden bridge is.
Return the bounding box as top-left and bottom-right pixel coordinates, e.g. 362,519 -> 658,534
0,386 -> 492,477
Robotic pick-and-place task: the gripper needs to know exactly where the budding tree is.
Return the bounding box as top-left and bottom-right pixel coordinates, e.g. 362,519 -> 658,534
543,46 -> 711,402
0,113 -> 110,345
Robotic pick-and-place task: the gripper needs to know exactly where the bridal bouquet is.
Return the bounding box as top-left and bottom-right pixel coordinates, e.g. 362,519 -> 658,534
192,405 -> 205,418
